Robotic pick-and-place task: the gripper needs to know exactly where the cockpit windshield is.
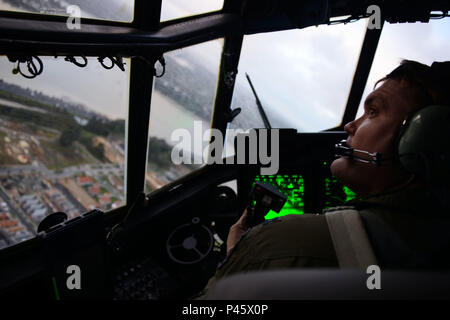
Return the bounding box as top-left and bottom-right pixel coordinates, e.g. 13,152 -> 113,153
230,19 -> 367,133
224,19 -> 367,157
145,39 -> 223,193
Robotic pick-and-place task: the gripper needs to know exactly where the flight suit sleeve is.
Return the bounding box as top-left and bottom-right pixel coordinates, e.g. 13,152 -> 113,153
204,214 -> 338,291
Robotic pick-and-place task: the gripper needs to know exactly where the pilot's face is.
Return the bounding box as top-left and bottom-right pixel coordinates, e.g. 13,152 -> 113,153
331,79 -> 421,197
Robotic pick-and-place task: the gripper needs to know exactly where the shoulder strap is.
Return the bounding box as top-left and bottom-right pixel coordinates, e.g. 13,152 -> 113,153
325,208 -> 378,269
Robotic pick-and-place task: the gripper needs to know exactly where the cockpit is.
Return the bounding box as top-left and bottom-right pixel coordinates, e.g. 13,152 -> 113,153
0,0 -> 449,300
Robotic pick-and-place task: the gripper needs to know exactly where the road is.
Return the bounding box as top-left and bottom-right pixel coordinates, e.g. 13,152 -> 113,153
0,162 -> 123,179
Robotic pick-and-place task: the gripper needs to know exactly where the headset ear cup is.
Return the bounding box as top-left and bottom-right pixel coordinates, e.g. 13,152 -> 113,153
398,105 -> 450,184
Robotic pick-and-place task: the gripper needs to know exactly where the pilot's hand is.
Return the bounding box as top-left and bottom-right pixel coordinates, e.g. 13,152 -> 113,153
226,207 -> 252,255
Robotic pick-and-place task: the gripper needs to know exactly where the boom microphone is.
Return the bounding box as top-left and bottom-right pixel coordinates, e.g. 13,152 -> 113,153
334,140 -> 393,166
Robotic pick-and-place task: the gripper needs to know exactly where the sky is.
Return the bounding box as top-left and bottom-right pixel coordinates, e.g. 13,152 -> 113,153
0,56 -> 130,120
233,20 -> 367,131
160,0 -> 223,22
355,19 -> 450,119
0,0 -> 449,128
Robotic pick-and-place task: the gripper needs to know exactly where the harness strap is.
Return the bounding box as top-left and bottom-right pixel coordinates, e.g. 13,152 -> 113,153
325,208 -> 377,269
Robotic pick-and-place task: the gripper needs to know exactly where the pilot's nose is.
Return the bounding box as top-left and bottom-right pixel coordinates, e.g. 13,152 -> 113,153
344,120 -> 357,136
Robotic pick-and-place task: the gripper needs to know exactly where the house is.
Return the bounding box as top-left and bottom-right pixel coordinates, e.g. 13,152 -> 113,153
77,176 -> 94,187
88,184 -> 101,196
99,195 -> 111,206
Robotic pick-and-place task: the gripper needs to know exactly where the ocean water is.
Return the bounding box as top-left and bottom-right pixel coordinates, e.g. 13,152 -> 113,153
0,97 -> 48,114
150,90 -> 211,151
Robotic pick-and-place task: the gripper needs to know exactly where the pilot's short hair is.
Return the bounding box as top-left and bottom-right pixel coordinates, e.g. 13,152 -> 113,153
375,59 -> 450,108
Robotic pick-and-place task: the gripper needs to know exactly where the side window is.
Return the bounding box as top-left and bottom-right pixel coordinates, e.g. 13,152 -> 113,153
356,19 -> 450,118
0,0 -> 134,22
145,39 -> 223,193
0,56 -> 129,249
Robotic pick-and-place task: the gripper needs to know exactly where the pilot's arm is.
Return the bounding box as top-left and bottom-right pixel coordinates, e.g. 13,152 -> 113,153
202,211 -> 339,293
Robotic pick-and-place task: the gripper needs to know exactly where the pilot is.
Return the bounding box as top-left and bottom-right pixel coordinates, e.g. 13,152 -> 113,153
200,59 -> 450,294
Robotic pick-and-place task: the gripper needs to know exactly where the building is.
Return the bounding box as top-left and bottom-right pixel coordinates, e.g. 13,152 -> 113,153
19,194 -> 48,223
88,184 -> 101,196
99,195 -> 111,207
77,176 -> 94,186
31,208 -> 47,221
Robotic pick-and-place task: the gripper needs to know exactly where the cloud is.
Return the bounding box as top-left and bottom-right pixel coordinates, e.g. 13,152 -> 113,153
235,20 -> 367,131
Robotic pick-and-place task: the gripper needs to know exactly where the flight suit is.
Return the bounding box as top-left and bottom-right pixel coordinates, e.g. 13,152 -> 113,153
203,184 -> 450,291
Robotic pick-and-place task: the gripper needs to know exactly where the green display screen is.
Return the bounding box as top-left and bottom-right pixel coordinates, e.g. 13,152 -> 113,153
253,172 -> 359,220
253,174 -> 305,219
324,176 -> 358,207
